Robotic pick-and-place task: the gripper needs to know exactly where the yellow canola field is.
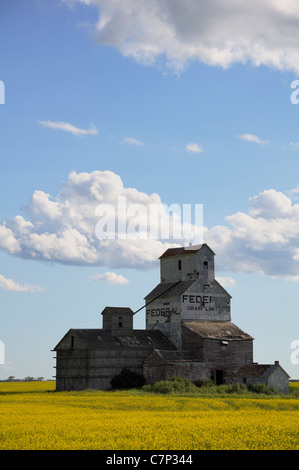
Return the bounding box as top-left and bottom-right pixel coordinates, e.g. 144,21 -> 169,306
0,381 -> 298,450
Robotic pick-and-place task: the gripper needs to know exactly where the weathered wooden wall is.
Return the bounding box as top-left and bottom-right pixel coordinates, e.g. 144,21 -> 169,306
55,331 -> 158,391
55,347 -> 153,391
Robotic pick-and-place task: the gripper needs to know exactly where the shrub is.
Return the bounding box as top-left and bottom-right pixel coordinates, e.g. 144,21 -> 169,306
193,379 -> 215,388
168,376 -> 198,393
289,383 -> 299,397
143,376 -> 198,394
224,383 -> 248,394
143,380 -> 173,393
142,377 -> 281,396
247,383 -> 277,395
110,369 -> 146,390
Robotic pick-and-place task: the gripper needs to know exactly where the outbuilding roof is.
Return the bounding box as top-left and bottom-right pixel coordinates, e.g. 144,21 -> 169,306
159,243 -> 215,259
182,321 -> 253,341
101,307 -> 134,316
54,328 -> 175,351
234,363 -> 290,378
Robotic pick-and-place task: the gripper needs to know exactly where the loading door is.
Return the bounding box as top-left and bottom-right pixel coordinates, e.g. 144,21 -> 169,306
215,370 -> 224,385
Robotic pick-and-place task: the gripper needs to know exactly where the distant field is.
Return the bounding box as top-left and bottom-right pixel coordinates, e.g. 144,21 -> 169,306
0,381 -> 298,450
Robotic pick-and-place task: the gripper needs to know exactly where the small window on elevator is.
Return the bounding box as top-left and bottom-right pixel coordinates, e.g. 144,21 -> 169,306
178,260 -> 182,270
71,335 -> 75,348
203,261 -> 208,269
118,317 -> 123,328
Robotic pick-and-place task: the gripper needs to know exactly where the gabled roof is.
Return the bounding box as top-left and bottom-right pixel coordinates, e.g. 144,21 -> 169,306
144,280 -> 195,300
54,328 -> 175,351
213,279 -> 232,298
101,307 -> 134,316
145,279 -> 232,302
182,321 -> 253,341
159,243 -> 215,259
234,363 -> 290,378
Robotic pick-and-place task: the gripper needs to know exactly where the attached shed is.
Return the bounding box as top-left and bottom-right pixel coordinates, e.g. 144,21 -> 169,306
143,349 -> 206,384
181,321 -> 254,383
233,362 -> 290,394
54,308 -> 175,391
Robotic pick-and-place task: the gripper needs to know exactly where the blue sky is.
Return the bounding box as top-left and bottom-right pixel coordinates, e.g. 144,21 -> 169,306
1,0 -> 299,379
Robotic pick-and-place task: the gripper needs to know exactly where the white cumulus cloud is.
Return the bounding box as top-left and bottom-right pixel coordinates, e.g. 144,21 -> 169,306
216,277 -> 236,288
121,137 -> 145,146
39,121 -> 98,137
0,170 -> 201,269
2,169 -> 299,280
186,143 -> 203,154
0,274 -> 45,293
205,188 -> 299,280
237,134 -> 269,145
89,272 -> 129,284
63,0 -> 299,74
